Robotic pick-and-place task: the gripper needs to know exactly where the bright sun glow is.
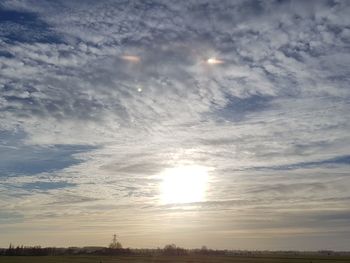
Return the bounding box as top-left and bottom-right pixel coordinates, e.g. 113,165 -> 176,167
160,165 -> 209,205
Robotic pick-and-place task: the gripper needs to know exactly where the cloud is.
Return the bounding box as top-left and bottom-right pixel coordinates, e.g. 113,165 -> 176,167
0,0 -> 349,250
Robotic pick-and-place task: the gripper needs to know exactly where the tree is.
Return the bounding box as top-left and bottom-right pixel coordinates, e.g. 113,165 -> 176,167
163,244 -> 187,256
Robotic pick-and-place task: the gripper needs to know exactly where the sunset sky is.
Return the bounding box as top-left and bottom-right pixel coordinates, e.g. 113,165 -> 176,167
0,0 -> 350,251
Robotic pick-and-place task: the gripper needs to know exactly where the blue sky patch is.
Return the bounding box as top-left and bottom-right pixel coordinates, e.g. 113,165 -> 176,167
215,94 -> 274,122
0,130 -> 96,176
0,143 -> 95,177
0,7 -> 62,44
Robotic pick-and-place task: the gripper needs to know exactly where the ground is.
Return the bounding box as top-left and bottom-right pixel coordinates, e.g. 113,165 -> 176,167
1,255 -> 350,263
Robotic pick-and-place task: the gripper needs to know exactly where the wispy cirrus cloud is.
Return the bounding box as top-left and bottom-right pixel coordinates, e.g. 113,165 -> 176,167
0,0 -> 349,250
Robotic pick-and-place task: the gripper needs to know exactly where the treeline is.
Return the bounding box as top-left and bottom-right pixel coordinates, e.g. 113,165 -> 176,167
0,244 -> 226,257
1,245 -> 58,256
1,244 -> 349,257
0,245 -> 131,256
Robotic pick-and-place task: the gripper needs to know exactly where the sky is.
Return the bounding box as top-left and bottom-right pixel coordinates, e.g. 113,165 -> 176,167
0,0 -> 350,251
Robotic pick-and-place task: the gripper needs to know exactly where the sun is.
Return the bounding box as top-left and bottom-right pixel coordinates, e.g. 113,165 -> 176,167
160,165 -> 209,205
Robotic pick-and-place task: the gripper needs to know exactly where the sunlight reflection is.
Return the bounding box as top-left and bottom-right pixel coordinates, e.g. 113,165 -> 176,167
160,165 -> 209,205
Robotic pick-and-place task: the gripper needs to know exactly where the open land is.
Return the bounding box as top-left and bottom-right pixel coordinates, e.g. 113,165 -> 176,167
1,255 -> 350,263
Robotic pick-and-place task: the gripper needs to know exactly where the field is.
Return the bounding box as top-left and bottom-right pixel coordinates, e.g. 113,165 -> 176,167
1,255 -> 350,263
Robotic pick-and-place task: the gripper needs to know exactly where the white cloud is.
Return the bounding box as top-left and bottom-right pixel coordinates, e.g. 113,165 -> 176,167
0,0 -> 350,249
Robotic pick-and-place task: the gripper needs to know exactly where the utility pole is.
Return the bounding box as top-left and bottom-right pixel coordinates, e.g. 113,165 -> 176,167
112,234 -> 117,247
109,234 -> 122,249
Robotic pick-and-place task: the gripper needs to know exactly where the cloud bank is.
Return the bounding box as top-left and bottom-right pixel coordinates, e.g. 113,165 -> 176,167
0,0 -> 349,250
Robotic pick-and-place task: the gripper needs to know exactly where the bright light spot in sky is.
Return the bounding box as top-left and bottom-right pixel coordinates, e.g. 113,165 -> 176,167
160,165 -> 209,204
121,55 -> 140,62
137,87 -> 142,92
207,57 -> 224,64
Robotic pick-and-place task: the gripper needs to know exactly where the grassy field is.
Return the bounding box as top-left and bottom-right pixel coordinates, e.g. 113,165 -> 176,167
1,255 -> 350,263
